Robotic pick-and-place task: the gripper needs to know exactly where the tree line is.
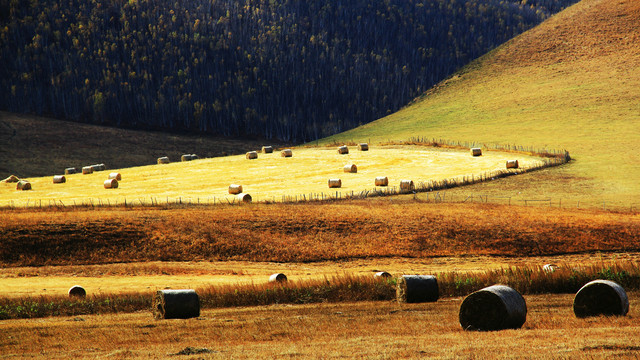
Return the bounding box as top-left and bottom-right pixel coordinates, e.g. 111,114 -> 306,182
0,0 -> 578,142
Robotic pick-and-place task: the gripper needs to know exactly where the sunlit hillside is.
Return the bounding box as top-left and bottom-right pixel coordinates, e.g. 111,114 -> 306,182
323,0 -> 640,208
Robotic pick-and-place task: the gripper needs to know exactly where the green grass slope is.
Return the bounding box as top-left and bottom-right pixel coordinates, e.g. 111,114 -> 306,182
323,0 -> 640,208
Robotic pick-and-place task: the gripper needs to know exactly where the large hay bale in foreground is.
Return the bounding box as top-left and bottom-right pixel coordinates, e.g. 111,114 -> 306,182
262,146 -> 273,153
506,160 -> 519,169
82,166 -> 93,175
237,193 -> 252,203
343,164 -> 357,173
399,179 -> 415,193
281,149 -> 293,157
16,180 -> 31,190
358,143 -> 369,151
229,184 -> 243,194
396,275 -> 439,303
68,285 -> 86,298
337,145 -> 349,154
108,172 -> 122,181
104,179 -> 118,189
471,148 -> 482,156
64,167 -> 77,175
246,151 -> 258,159
459,285 -> 527,331
375,176 -> 389,186
328,179 -> 342,188
153,289 -> 200,320
269,273 -> 287,283
53,175 -> 66,184
157,156 -> 170,164
573,280 -> 629,318
3,175 -> 20,183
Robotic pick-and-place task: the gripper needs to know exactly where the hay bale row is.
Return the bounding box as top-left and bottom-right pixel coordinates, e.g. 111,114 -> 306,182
573,280 -> 629,318
358,143 -> 369,151
397,275 -> 439,303
328,179 -> 342,188
153,289 -> 200,320
281,149 -> 293,157
246,151 -> 258,159
65,167 -> 77,175
229,184 -> 243,194
459,285 -> 527,331
53,175 -> 66,184
82,166 -> 93,175
375,176 -> 388,186
262,146 -> 273,153
343,164 -> 357,173
269,273 -> 287,283
16,180 -> 31,190
506,160 -> 519,169
91,164 -> 106,171
2,175 -> 20,183
399,179 -> 415,193
337,145 -> 349,154
157,156 -> 170,164
471,148 -> 482,156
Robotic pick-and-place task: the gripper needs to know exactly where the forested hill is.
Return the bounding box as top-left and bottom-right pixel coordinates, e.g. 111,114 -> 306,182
0,0 -> 578,142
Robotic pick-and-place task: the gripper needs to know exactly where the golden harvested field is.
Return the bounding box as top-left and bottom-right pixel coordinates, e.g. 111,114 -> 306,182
0,146 -> 544,207
2,294 -> 640,359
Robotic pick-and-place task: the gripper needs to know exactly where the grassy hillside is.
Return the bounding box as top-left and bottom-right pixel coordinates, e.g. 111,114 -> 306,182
323,0 -> 640,207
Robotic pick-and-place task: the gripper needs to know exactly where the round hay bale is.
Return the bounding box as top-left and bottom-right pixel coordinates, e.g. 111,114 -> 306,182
82,166 -> 93,175
91,164 -> 106,171
157,156 -> 170,164
269,273 -> 287,283
246,151 -> 258,160
237,193 -> 252,203
337,145 -> 349,154
281,149 -> 293,157
229,184 -> 243,194
262,146 -> 274,153
181,154 -> 193,162
153,289 -> 200,320
542,264 -> 559,273
459,285 -> 527,331
375,176 -> 389,187
358,143 -> 369,151
471,148 -> 482,156
104,179 -> 118,189
3,175 -> 20,183
573,280 -> 629,318
343,164 -> 357,173
68,285 -> 86,298
16,180 -> 31,191
506,160 -> 519,169
64,167 -> 77,175
53,175 -> 66,184
396,275 -> 439,303
399,179 -> 415,193
374,271 -> 392,278
190,154 -> 199,160
108,172 -> 122,181
328,179 -> 342,188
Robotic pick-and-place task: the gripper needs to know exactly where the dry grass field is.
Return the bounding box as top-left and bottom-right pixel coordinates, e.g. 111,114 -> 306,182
0,146 -> 546,208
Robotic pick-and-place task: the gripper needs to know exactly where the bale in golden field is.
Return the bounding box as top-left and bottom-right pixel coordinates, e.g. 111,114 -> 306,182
2,175 -> 20,183
471,148 -> 482,156
396,275 -> 439,303
53,175 -> 66,184
246,151 -> 258,159
229,184 -> 243,194
181,154 -> 193,162
157,156 -> 170,164
573,280 -> 629,318
374,271 -> 392,278
399,179 -> 415,193
237,193 -> 252,203
328,179 -> 342,188
281,149 -> 293,157
153,289 -> 200,320
64,167 -> 77,175
542,264 -> 559,273
337,145 -> 349,154
108,172 -> 122,181
375,176 -> 389,186
91,164 -> 106,171
262,146 -> 274,153
269,273 -> 288,283
358,143 -> 369,151
190,154 -> 199,160
68,285 -> 86,298
459,285 -> 527,331
343,164 -> 357,173
82,166 -> 93,174
506,160 -> 519,169
104,179 -> 118,189
16,180 -> 31,190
